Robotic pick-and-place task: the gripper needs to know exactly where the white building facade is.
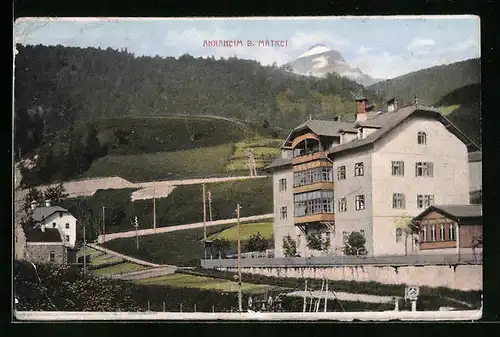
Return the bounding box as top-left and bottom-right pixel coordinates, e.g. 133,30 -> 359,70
267,98 -> 479,258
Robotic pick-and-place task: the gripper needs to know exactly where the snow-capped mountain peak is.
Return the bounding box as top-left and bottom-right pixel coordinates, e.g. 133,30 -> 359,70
287,45 -> 381,87
298,44 -> 332,59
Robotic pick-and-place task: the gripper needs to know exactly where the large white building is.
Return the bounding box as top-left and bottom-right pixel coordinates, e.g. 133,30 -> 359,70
266,97 -> 480,257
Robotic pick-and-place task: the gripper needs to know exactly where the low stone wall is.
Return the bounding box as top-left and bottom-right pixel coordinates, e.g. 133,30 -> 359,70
210,264 -> 482,291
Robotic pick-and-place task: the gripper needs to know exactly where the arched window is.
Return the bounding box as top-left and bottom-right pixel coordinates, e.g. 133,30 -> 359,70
417,132 -> 427,145
422,226 -> 428,242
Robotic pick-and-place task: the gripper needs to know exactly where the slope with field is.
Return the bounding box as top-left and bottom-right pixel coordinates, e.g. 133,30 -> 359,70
60,177 -> 273,242
19,115 -> 285,187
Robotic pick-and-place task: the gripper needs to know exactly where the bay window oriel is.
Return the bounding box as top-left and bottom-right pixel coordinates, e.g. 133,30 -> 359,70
294,190 -> 334,217
293,167 -> 333,187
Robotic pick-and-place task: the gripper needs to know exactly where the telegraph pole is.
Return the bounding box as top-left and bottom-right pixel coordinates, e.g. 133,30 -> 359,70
153,180 -> 157,229
102,206 -> 106,242
83,220 -> 87,276
134,216 -> 139,251
202,184 -> 207,241
208,190 -> 213,222
236,203 -> 242,312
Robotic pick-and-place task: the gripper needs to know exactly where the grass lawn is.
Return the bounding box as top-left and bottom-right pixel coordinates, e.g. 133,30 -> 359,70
90,254 -> 124,266
60,177 -> 272,242
83,143 -> 235,182
226,137 -> 281,173
209,222 -> 273,241
92,261 -> 150,276
77,247 -> 103,258
103,224 -> 235,267
133,177 -> 273,228
134,273 -> 278,294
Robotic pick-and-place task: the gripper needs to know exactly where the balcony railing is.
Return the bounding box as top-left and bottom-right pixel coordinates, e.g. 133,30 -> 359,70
292,151 -> 328,165
294,213 -> 335,225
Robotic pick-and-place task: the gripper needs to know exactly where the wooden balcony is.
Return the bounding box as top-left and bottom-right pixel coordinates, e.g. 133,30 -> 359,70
293,182 -> 334,194
294,213 -> 335,225
293,160 -> 332,172
292,151 -> 328,165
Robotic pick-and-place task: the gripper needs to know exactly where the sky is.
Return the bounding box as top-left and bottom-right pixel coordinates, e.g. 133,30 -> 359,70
14,16 -> 480,80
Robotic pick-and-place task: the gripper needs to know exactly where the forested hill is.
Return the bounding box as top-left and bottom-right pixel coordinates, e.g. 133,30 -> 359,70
368,58 -> 480,106
14,44 -> 382,134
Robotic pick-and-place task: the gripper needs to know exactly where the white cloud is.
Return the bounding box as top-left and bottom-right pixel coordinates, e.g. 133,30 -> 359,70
407,38 -> 436,50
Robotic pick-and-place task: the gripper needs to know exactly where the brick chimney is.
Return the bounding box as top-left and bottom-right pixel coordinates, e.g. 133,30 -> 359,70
355,96 -> 368,122
45,199 -> 51,207
30,201 -> 37,210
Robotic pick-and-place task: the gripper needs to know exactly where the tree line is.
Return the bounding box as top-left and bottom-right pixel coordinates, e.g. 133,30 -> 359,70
14,44 -> 382,150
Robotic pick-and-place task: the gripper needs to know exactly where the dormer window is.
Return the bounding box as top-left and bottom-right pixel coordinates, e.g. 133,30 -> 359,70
417,132 -> 427,145
357,127 -> 364,140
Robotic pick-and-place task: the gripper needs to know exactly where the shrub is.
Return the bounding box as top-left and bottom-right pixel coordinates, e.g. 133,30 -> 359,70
342,231 -> 367,256
306,233 -> 330,252
282,235 -> 297,257
246,232 -> 269,252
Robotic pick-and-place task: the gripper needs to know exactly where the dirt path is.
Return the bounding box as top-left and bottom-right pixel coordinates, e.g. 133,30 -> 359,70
108,266 -> 178,281
131,175 -> 268,201
97,213 -> 274,243
87,243 -> 167,268
14,174 -> 268,204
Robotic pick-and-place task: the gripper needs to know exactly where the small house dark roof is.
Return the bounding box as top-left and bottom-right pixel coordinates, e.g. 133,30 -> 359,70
18,206 -> 70,223
468,151 -> 482,162
413,204 -> 482,224
23,226 -> 63,243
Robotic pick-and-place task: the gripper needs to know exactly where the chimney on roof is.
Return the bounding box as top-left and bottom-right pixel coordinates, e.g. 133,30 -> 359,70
387,97 -> 398,112
30,201 -> 37,210
45,199 -> 51,207
355,96 -> 368,122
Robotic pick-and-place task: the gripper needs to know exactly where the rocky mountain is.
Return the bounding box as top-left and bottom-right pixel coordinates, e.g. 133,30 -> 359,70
286,44 -> 381,87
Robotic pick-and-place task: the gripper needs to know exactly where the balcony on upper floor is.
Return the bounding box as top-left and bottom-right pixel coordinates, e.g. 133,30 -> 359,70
293,189 -> 334,225
294,213 -> 335,225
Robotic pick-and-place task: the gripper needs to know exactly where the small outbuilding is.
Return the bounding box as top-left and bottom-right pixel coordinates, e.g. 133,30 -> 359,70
412,205 -> 482,255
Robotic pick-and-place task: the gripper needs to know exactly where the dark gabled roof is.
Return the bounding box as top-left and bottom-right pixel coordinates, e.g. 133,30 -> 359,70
413,204 -> 482,224
264,156 -> 292,171
284,119 -> 357,144
468,151 -> 482,162
28,206 -> 69,222
23,225 -> 63,243
329,104 -> 481,156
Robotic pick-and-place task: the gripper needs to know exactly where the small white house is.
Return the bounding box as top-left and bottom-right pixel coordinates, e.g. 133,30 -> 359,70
27,200 -> 77,248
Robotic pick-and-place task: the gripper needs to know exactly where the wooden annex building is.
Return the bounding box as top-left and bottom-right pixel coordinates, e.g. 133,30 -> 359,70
412,205 -> 482,254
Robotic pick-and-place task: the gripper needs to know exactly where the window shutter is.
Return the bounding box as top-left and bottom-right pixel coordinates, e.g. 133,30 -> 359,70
415,162 -> 418,176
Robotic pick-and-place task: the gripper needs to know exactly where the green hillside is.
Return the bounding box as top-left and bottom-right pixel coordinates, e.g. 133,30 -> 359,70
19,115 -> 284,187
369,58 -> 480,107
14,43 -> 382,146
435,84 -> 481,146
59,178 -> 273,242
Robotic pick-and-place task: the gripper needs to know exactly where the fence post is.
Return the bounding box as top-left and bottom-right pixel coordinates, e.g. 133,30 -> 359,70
147,301 -> 150,311
180,303 -> 183,313
212,305 -> 215,313
163,301 -> 165,312
194,304 -> 197,312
